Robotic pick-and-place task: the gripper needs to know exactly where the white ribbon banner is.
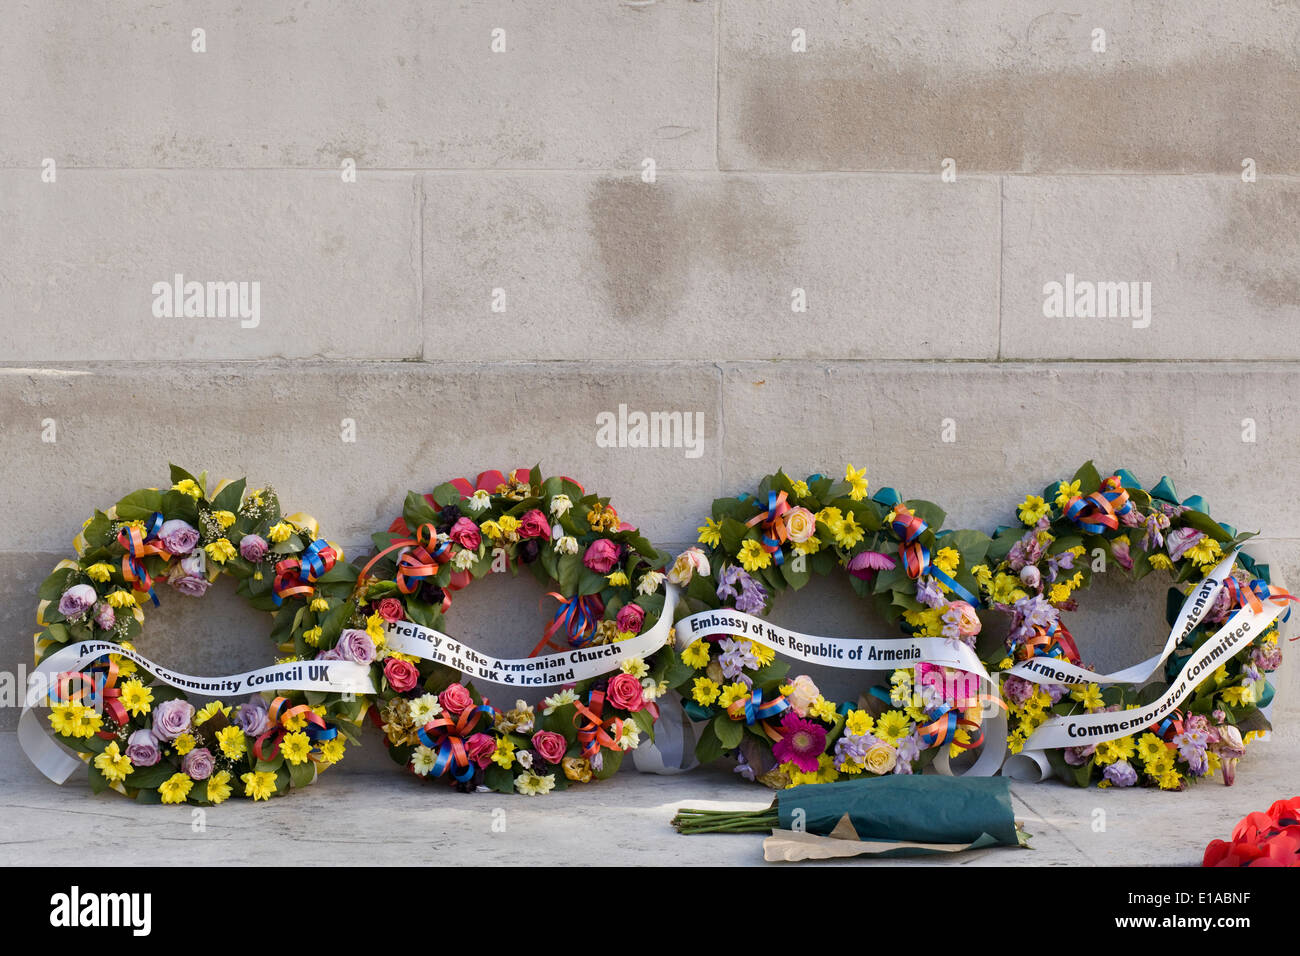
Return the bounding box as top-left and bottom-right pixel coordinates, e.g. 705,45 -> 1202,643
382,584 -> 679,688
19,640 -> 376,785
1005,549 -> 1240,689
1019,596 -> 1283,753
674,609 -> 995,683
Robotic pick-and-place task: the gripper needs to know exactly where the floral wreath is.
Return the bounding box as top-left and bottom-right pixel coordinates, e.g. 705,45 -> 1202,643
337,468 -> 687,796
981,461 -> 1295,791
28,465 -> 368,804
669,466 -> 998,789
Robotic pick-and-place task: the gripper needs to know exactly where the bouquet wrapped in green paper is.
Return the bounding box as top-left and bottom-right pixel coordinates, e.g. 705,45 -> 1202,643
674,776 -> 1030,862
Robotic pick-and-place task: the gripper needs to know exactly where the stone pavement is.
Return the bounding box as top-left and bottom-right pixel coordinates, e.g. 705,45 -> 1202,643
2,729 -> 1293,867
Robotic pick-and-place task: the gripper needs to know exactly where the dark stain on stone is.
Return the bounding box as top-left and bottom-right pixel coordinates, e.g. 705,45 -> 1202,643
586,176 -> 798,319
727,50 -> 1300,173
1210,182 -> 1300,311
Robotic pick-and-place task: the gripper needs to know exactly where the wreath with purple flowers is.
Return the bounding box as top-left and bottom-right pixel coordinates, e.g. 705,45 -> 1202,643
27,465 -> 369,804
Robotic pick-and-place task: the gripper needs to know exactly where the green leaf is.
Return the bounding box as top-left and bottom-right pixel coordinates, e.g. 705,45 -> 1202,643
713,714 -> 743,749
210,478 -> 246,514
288,758 -> 316,789
484,763 -> 515,794
694,721 -> 726,765
123,763 -> 178,790
556,554 -> 582,594
1180,509 -> 1234,543
114,488 -> 164,521
1072,461 -> 1102,495
88,763 -> 110,795
403,491 -> 439,530
904,499 -> 947,533
780,557 -> 811,591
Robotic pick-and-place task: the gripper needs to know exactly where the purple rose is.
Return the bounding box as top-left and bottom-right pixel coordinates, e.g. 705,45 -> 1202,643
236,696 -> 272,737
158,519 -> 200,556
333,628 -> 377,665
1102,760 -> 1137,788
93,602 -> 115,631
181,747 -> 214,780
169,573 -> 210,597
239,534 -> 269,562
125,729 -> 160,767
150,698 -> 195,742
1063,744 -> 1096,766
58,583 -> 97,618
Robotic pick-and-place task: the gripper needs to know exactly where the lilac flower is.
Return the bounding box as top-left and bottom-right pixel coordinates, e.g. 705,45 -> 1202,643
1111,538 -> 1133,571
1141,513 -> 1169,551
715,565 -> 744,602
833,733 -> 872,770
733,752 -> 756,781
717,637 -> 759,680
1103,760 -> 1138,787
894,734 -> 921,773
733,579 -> 768,615
1044,684 -> 1068,704
915,576 -> 945,609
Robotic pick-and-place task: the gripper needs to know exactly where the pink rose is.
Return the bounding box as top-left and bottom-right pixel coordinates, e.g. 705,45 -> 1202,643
439,682 -> 474,716
532,730 -> 567,765
384,658 -> 420,693
583,538 -> 620,574
606,672 -> 645,712
519,509 -> 551,540
465,732 -> 496,769
448,517 -> 482,551
376,597 -> 405,623
615,602 -> 645,635
239,534 -> 268,562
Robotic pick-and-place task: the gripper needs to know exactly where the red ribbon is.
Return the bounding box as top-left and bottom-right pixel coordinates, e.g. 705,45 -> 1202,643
573,689 -> 624,762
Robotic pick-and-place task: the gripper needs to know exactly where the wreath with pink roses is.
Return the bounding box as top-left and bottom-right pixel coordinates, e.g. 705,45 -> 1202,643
318,468 -> 692,796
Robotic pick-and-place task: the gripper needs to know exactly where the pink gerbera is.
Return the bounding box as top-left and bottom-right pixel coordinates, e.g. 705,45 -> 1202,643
847,550 -> 896,580
772,712 -> 827,773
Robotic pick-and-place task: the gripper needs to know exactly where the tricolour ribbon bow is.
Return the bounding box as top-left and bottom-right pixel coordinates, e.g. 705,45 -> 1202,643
254,696 -> 335,762
52,655 -> 128,728
889,503 -> 979,606
532,592 -> 605,657
744,490 -> 791,566
117,511 -> 172,606
1019,621 -> 1082,664
272,538 -> 341,606
724,686 -> 789,742
359,522 -> 452,602
417,702 -> 497,782
1223,577 -> 1297,631
1063,475 -> 1133,534
573,689 -> 624,762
